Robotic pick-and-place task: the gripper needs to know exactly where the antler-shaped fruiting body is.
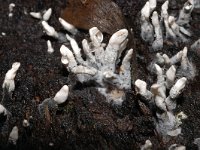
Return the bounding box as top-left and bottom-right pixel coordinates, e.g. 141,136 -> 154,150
140,0 -> 194,50
60,27 -> 133,105
135,47 -> 195,138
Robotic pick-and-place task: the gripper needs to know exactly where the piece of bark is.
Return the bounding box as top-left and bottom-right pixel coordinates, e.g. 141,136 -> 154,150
61,0 -> 126,34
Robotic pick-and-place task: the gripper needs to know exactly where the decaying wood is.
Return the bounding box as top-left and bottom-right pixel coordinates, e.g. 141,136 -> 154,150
61,0 -> 127,34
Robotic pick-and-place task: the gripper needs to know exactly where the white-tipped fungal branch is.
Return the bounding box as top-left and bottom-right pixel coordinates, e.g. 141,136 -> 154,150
30,12 -> 42,19
177,0 -> 194,26
53,85 -> 69,104
59,18 -> 78,35
30,8 -> 52,21
8,3 -> 15,17
0,104 -> 7,116
2,62 -> 20,93
141,140 -> 153,150
42,21 -> 59,38
140,0 -> 194,49
43,8 -> 52,21
47,40 -> 54,54
151,11 -> 163,51
8,126 -> 19,145
38,85 -> 69,116
135,47 -> 195,138
60,27 -> 133,105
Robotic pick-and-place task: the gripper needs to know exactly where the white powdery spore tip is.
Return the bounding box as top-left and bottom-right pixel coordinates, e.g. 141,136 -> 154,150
47,40 -> 54,54
9,126 -> 19,145
23,119 -> 30,127
53,85 -> 69,104
2,62 -> 21,92
170,77 -> 187,99
43,8 -> 52,21
30,12 -> 42,19
0,104 -> 7,116
60,45 -> 69,65
8,3 -> 15,17
42,21 -> 58,38
59,18 -> 78,35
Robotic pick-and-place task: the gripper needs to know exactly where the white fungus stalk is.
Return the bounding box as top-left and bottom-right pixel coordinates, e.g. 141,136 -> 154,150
155,53 -> 165,66
0,104 -> 7,116
8,3 -> 15,17
60,45 -> 77,69
180,47 -> 190,69
161,1 -> 176,40
166,65 -> 176,89
168,16 -> 187,42
30,12 -> 42,19
38,85 -> 70,117
104,29 -> 128,71
66,34 -> 84,64
141,2 -> 151,20
8,126 -> 19,145
141,1 -> 154,42
59,18 -> 78,35
53,85 -> 69,104
89,27 -> 104,47
2,62 -> 21,93
151,11 -> 163,51
89,27 -> 106,64
71,66 -> 97,76
141,139 -> 152,150
149,0 -> 157,12
155,95 -> 167,111
190,38 -> 200,51
163,51 -> 183,66
42,21 -> 59,38
170,77 -> 187,99
168,144 -> 186,150
135,79 -> 152,100
60,45 -> 69,65
23,119 -> 30,127
82,39 -> 96,64
47,40 -> 54,54
177,0 -> 194,26
42,8 -> 52,21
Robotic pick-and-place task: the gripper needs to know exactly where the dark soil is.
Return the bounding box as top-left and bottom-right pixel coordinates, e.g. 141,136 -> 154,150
0,0 -> 200,149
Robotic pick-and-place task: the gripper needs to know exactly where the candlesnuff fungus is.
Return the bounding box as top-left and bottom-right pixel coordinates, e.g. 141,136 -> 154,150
135,47 -> 194,139
0,104 -> 7,117
22,119 -> 30,128
168,144 -> 186,150
42,21 -> 59,39
38,85 -> 69,116
8,126 -> 19,145
47,40 -> 54,54
41,20 -> 77,42
141,140 -> 152,150
30,8 -> 52,21
60,27 -> 133,105
2,62 -> 20,93
8,3 -> 15,17
140,0 -> 194,50
59,18 -> 78,35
